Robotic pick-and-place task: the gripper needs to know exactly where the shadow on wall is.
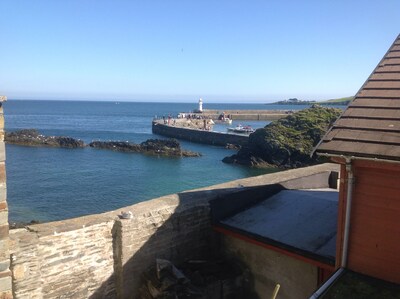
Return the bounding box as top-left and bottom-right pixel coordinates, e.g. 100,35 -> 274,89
9,164 -> 338,299
88,166 -> 339,299
89,186 -> 263,299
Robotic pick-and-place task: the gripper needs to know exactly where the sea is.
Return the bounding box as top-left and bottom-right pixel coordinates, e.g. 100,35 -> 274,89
4,100 -> 315,223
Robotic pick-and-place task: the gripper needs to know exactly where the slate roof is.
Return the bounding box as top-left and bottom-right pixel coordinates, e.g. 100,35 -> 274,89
314,34 -> 400,161
218,189 -> 338,265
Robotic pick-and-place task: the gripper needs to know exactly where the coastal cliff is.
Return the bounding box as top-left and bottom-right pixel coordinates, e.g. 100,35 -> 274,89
223,106 -> 342,168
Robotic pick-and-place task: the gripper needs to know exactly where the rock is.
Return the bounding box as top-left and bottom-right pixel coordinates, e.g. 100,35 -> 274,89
225,143 -> 241,150
88,141 -> 141,152
5,129 -> 85,148
4,129 -> 201,157
89,138 -> 202,157
223,106 -> 341,168
10,220 -> 41,229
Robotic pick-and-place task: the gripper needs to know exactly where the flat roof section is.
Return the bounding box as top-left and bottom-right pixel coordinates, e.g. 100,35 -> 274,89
219,189 -> 338,264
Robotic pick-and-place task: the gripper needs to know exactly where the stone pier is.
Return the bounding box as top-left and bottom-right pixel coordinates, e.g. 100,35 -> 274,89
152,120 -> 249,146
201,109 -> 290,120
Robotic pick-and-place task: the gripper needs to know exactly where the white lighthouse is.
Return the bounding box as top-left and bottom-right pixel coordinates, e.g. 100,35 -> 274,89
198,98 -> 203,112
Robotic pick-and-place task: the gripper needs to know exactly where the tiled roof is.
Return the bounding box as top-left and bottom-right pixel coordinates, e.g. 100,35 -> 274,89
315,34 -> 400,161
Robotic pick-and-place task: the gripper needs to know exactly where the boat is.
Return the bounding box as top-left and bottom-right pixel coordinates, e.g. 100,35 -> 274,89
216,112 -> 232,124
214,118 -> 232,125
227,124 -> 255,134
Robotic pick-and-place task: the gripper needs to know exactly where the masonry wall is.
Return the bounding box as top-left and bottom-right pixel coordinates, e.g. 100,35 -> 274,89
10,218 -> 115,298
152,121 -> 249,146
0,96 -> 12,299
9,164 -> 338,299
222,235 -> 318,299
10,197 -> 216,299
201,109 -> 288,120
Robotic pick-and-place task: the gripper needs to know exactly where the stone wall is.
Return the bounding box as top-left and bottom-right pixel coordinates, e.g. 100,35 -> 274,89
201,109 -> 288,121
0,96 -> 11,299
152,121 -> 249,146
9,194 -> 218,299
8,164 -> 339,298
10,218 -> 115,298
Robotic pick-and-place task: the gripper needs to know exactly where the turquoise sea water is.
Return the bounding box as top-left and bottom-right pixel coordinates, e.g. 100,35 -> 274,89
4,100 -> 313,223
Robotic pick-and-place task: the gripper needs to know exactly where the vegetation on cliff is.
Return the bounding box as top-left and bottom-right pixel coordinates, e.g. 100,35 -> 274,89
223,105 -> 342,168
268,96 -> 353,106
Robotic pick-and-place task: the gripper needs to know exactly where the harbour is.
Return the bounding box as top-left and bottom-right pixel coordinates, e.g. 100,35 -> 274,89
201,109 -> 290,120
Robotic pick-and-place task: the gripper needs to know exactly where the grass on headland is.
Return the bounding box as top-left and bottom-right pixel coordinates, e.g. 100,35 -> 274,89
319,96 -> 354,105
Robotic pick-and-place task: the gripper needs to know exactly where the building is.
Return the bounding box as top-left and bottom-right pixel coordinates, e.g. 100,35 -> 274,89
211,169 -> 340,299
311,34 -> 400,297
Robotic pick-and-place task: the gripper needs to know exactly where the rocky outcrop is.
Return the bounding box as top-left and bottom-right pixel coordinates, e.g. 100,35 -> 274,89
5,129 -> 85,148
223,106 -> 341,168
5,129 -> 200,158
89,138 -> 201,157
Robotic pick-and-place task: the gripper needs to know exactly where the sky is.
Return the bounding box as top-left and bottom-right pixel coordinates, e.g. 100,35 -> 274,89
1,1 -> 400,103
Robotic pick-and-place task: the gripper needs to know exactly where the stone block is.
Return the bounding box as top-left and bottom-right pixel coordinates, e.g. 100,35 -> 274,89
0,116 -> 4,131
12,264 -> 24,280
0,261 -> 9,273
0,274 -> 11,292
0,249 -> 8,262
0,144 -> 5,162
0,226 -> 8,240
0,164 -> 5,185
0,97 -> 6,103
0,290 -> 12,299
0,240 -> 8,254
0,271 -> 10,280
0,188 -> 6,203
0,212 -> 7,226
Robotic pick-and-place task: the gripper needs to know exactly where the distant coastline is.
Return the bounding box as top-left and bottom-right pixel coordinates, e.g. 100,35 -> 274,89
267,96 -> 353,106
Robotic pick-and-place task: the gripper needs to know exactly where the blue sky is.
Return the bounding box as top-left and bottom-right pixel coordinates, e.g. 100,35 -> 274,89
1,1 -> 400,103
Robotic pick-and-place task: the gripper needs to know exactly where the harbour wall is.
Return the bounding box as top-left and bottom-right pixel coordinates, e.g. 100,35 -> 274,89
9,163 -> 339,299
201,109 -> 289,120
152,121 -> 249,146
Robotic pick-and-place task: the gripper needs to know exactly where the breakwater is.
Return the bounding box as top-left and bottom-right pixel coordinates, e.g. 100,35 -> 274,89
152,120 -> 249,146
201,109 -> 290,120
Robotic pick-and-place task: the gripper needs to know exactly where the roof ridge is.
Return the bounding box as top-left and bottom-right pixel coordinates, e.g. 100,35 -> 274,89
313,34 -> 400,161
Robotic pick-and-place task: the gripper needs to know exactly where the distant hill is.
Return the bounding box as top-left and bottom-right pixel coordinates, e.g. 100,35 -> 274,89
267,98 -> 317,105
267,96 -> 354,106
319,96 -> 354,105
